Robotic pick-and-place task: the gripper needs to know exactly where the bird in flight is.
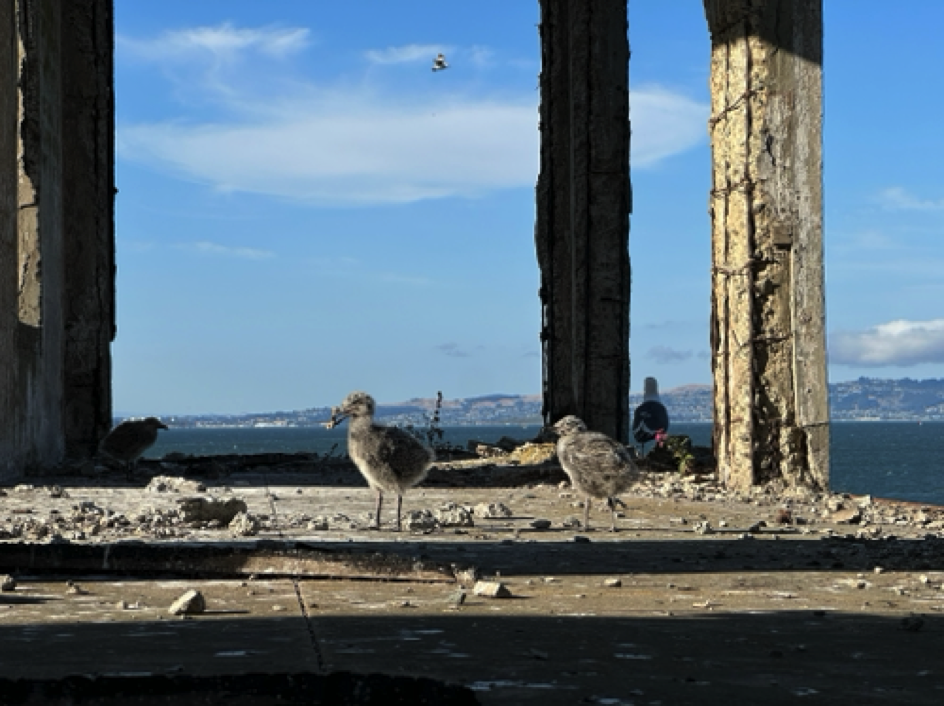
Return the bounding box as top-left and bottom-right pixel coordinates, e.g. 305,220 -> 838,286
432,53 -> 449,72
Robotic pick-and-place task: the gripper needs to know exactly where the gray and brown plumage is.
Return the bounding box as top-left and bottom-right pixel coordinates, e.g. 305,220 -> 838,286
553,415 -> 639,531
332,391 -> 434,531
100,417 -> 168,476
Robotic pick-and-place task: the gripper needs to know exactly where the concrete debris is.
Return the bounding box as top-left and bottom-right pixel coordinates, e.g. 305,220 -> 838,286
307,517 -> 330,531
831,507 -> 862,524
473,502 -> 513,518
435,503 -> 474,527
168,589 -> 206,616
177,496 -> 248,524
403,509 -> 439,531
473,580 -> 512,598
530,519 -> 552,530
65,581 -> 88,595
693,521 -> 715,535
603,578 -> 622,588
14,485 -> 35,493
509,443 -> 557,465
146,476 -> 206,494
0,575 -> 16,592
471,443 -> 508,459
229,512 -> 260,537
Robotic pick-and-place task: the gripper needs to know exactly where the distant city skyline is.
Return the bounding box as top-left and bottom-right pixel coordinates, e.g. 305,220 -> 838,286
114,2 -> 944,415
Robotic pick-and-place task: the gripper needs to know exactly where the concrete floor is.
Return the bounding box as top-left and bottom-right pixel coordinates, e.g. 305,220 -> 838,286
2,463 -> 944,704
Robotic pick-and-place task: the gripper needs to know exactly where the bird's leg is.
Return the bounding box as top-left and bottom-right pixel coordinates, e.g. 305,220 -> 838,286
584,496 -> 592,531
606,498 -> 619,532
372,490 -> 383,530
395,494 -> 403,532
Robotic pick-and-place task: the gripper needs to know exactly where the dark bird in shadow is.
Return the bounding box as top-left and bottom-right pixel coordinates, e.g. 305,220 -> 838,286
329,391 -> 434,531
552,416 -> 639,531
100,417 -> 168,478
632,376 -> 670,456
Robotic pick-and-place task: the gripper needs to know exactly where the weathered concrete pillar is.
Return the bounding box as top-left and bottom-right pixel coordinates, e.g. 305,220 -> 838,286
61,0 -> 115,460
703,0 -> 828,491
1,3 -> 19,477
1,0 -> 114,478
536,0 -> 631,442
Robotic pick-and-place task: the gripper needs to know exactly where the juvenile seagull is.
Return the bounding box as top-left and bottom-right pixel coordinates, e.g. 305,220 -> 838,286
100,417 -> 168,477
331,391 -> 434,531
432,53 -> 449,71
632,376 -> 670,456
553,416 -> 638,531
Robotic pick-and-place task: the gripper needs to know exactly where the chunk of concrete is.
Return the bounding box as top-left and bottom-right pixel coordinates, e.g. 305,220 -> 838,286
168,589 -> 206,616
177,496 -> 247,524
473,580 -> 512,599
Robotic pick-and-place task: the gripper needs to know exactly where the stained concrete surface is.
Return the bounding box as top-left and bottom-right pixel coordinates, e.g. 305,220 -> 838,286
2,460 -> 944,704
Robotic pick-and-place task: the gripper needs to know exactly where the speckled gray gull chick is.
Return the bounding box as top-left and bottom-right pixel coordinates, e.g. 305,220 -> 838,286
329,391 -> 434,531
100,417 -> 168,477
552,415 -> 639,531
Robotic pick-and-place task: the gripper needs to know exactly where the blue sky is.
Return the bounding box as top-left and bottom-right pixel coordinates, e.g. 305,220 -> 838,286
113,1 -> 944,415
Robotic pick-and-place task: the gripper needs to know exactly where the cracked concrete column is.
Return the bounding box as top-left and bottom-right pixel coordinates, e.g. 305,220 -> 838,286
704,0 -> 828,491
1,0 -> 113,478
536,0 -> 631,443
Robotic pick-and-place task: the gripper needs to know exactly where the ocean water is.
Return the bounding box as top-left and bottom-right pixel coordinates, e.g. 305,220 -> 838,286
145,421 -> 944,505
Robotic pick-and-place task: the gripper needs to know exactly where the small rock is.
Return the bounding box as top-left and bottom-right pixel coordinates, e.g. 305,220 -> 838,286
178,496 -> 247,524
403,509 -> 439,531
573,535 -> 591,544
473,580 -> 512,598
530,519 -> 552,530
747,520 -> 767,534
693,521 -> 714,535
832,507 -> 862,525
1,575 -> 16,592
474,502 -> 513,518
603,578 -> 622,588
307,517 -> 330,531
229,512 -> 260,537
448,588 -> 467,608
65,581 -> 88,595
435,503 -> 475,527
168,589 -> 206,616
13,484 -> 35,493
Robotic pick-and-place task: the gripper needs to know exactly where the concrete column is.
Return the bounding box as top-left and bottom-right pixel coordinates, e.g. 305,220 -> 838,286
704,0 -> 828,491
536,0 -> 631,442
1,3 -> 19,478
61,0 -> 115,460
1,0 -> 114,477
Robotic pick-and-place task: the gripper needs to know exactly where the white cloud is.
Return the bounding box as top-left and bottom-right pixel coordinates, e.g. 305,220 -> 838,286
830,319 -> 944,367
877,186 -> 944,211
119,24 -> 310,62
117,29 -> 707,206
365,43 -> 448,65
631,85 -> 708,167
181,241 -> 275,260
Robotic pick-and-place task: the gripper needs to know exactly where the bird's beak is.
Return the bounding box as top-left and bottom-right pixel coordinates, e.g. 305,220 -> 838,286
322,407 -> 349,429
159,423 -> 169,430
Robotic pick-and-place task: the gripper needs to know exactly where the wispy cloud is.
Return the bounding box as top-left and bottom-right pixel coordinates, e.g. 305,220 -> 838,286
117,27 -> 706,206
365,43 -> 448,65
436,342 -> 471,358
830,319 -> 944,367
119,24 -> 310,63
631,84 -> 708,167
646,345 -> 693,364
181,241 -> 275,260
877,186 -> 944,211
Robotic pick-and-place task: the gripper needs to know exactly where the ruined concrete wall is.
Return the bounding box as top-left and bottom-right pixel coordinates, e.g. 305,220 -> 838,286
536,0 -> 631,442
1,0 -> 114,478
704,0 -> 828,491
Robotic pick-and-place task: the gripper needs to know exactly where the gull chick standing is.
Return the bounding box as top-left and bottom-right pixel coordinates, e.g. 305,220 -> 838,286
330,391 -> 434,531
553,416 -> 638,531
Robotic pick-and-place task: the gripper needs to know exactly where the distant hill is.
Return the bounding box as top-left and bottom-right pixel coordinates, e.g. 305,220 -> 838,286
158,378 -> 944,428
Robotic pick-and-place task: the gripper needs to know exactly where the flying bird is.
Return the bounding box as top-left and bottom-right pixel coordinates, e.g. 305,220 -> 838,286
632,376 -> 670,456
329,391 -> 434,531
553,415 -> 639,531
100,417 -> 168,477
432,53 -> 449,72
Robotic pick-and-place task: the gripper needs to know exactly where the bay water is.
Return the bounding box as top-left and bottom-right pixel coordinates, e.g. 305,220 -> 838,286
145,421 -> 944,505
